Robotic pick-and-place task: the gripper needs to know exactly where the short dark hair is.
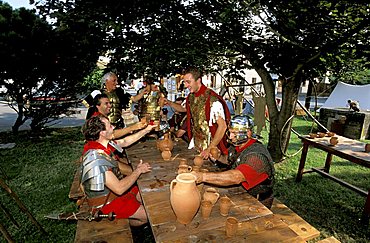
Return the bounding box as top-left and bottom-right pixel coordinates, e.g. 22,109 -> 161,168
82,115 -> 107,141
175,97 -> 186,102
93,93 -> 109,107
183,66 -> 202,81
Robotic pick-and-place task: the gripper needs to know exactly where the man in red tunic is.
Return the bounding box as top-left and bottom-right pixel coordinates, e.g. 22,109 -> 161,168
164,67 -> 230,159
191,115 -> 275,208
81,115 -> 155,226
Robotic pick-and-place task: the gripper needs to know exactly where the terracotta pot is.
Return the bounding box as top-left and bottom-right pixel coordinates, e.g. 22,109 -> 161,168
329,136 -> 338,146
308,133 -> 317,139
161,150 -> 172,160
326,131 -> 336,137
157,133 -> 174,152
203,187 -> 220,205
170,173 -> 201,225
193,155 -> 204,166
317,132 -> 326,138
179,158 -> 188,166
210,148 -> 220,159
365,144 -> 370,153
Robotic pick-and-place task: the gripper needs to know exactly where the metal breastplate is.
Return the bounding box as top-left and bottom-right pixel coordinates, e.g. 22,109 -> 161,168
105,90 -> 121,124
140,91 -> 161,121
80,149 -> 118,198
189,90 -> 217,152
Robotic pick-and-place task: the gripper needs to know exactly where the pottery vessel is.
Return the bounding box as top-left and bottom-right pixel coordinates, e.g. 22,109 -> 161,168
157,133 -> 174,152
317,132 -> 326,138
308,133 -> 317,139
326,131 -> 336,137
179,158 -> 188,166
210,148 -> 220,159
329,136 -> 338,146
177,165 -> 192,174
161,150 -> 172,160
203,187 -> 220,205
194,155 -> 204,166
365,144 -> 370,153
170,173 -> 201,224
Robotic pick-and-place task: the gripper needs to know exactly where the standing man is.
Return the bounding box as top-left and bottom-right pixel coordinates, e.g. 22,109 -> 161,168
191,115 -> 275,208
81,115 -> 155,226
83,72 -> 148,128
164,67 -> 230,159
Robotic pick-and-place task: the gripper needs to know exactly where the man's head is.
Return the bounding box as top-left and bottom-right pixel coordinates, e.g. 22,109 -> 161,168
227,115 -> 254,146
144,77 -> 160,92
93,94 -> 111,116
82,116 -> 114,142
183,66 -> 203,93
102,72 -> 118,92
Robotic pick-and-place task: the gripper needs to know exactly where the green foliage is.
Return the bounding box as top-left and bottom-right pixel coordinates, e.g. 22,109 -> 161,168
83,68 -> 104,92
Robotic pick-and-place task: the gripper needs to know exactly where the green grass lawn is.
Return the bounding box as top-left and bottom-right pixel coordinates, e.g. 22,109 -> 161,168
0,117 -> 369,242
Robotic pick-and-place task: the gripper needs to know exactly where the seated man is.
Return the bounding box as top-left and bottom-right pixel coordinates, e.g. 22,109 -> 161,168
191,115 -> 275,208
87,93 -> 147,139
81,115 -> 155,226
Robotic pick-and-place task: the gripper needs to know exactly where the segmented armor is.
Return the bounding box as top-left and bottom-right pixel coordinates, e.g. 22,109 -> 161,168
105,90 -> 122,125
228,142 -> 275,200
80,149 -> 120,198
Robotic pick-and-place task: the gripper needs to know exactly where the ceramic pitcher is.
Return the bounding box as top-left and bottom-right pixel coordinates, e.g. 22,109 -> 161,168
170,173 -> 201,224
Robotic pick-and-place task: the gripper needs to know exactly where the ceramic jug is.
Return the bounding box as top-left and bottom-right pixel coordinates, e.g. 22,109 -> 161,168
170,173 -> 201,225
157,132 -> 174,152
203,187 -> 220,205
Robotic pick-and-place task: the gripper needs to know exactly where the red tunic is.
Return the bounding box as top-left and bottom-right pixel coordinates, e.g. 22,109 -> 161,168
82,141 -> 140,218
185,85 -> 231,155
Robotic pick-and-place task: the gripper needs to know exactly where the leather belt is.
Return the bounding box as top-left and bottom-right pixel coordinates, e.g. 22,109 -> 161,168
87,193 -> 117,209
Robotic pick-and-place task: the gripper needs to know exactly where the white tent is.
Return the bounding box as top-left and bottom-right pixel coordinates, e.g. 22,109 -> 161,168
321,81 -> 370,111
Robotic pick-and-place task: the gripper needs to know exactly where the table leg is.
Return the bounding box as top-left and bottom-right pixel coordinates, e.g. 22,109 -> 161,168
361,190 -> 370,224
296,142 -> 309,182
324,153 -> 333,173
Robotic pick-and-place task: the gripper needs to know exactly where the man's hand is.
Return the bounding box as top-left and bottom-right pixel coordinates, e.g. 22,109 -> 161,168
145,124 -> 157,132
191,171 -> 204,184
200,148 -> 211,160
136,159 -> 151,174
131,121 -> 147,131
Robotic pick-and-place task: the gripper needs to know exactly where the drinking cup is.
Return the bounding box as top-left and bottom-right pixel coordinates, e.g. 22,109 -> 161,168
225,217 -> 238,237
201,200 -> 213,220
179,158 -> 188,166
219,196 -> 232,216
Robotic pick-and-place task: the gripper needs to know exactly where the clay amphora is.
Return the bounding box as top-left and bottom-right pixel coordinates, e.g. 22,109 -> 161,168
170,173 -> 201,225
161,150 -> 172,161
203,187 -> 220,205
157,133 -> 174,152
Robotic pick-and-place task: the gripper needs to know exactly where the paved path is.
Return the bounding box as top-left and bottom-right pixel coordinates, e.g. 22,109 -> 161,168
0,101 -> 87,132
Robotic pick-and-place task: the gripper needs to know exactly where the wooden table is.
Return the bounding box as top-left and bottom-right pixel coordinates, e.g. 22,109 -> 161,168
296,134 -> 370,221
126,138 -> 319,242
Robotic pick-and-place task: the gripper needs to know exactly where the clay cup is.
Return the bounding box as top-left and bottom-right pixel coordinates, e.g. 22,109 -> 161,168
365,144 -> 370,153
225,217 -> 239,237
219,196 -> 232,216
329,136 -> 338,146
201,200 -> 213,220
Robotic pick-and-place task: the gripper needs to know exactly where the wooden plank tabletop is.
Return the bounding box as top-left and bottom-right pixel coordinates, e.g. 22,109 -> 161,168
301,135 -> 370,167
126,138 -> 319,242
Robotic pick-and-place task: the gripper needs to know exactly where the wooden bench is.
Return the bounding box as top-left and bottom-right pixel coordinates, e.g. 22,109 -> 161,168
74,202 -> 133,243
317,236 -> 341,243
69,170 -> 133,243
271,198 -> 321,241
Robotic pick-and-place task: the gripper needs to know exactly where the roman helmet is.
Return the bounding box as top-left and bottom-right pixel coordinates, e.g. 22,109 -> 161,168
228,115 -> 254,145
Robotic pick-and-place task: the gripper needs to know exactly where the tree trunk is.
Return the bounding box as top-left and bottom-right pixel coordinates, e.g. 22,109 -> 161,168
255,67 -> 302,162
304,80 -> 313,110
11,95 -> 26,135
